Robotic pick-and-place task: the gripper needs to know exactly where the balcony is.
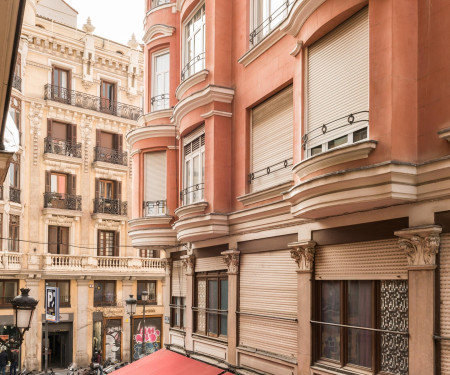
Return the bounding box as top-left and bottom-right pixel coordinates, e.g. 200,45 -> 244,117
44,84 -> 143,121
0,251 -> 22,270
151,0 -> 170,9
9,187 -> 20,204
12,75 -> 21,92
151,94 -> 170,112
143,200 -> 167,216
180,183 -> 204,206
43,192 -> 82,211
93,198 -> 127,216
181,52 -> 205,82
44,137 -> 82,158
94,146 -> 128,166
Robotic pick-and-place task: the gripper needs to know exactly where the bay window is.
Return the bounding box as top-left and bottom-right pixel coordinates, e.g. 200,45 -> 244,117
143,151 -> 167,215
151,51 -> 170,111
182,4 -> 205,81
182,128 -> 205,205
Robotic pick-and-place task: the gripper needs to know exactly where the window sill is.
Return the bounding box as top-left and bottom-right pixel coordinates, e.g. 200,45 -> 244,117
43,152 -> 83,167
129,216 -> 173,227
192,332 -> 228,346
438,126 -> 450,142
175,69 -> 209,100
138,109 -> 174,126
43,207 -> 82,217
237,181 -> 293,206
293,140 -> 378,179
236,346 -> 297,365
169,327 -> 186,335
92,161 -> 128,173
311,362 -> 374,375
174,201 -> 208,218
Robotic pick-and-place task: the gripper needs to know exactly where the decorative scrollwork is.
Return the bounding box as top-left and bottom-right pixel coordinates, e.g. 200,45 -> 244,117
94,146 -> 128,166
93,198 -> 127,215
395,226 -> 441,266
222,250 -> 240,275
289,241 -> 316,271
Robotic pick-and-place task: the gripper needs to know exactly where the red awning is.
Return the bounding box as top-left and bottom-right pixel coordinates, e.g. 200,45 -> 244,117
112,349 -> 233,375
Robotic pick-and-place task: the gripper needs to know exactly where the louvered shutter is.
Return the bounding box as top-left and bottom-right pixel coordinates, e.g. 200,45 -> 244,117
440,234 -> 450,372
71,124 -> 77,143
183,124 -> 205,146
315,239 -> 408,280
251,85 -> 293,192
307,8 -> 369,152
144,151 -> 167,201
172,260 -> 187,297
60,227 -> 69,255
48,226 -> 58,254
47,119 -> 53,138
195,257 -> 226,272
114,232 -> 120,256
239,250 -> 298,357
45,171 -> 51,193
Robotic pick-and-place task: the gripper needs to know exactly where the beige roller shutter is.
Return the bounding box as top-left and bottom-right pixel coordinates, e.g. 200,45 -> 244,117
307,7 -> 369,151
251,85 -> 293,192
172,260 -> 187,297
440,234 -> 450,373
239,250 -> 297,357
315,239 -> 408,280
144,151 -> 167,201
195,256 -> 226,272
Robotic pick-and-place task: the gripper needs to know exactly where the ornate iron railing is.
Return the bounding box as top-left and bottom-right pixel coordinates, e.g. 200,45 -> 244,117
181,52 -> 205,81
12,75 -> 21,92
143,200 -> 167,216
9,187 -> 20,204
250,0 -> 294,45
93,198 -> 127,216
44,137 -> 82,158
302,111 -> 369,151
180,183 -> 204,205
44,192 -> 82,211
94,146 -> 128,166
248,158 -> 293,184
151,0 -> 171,8
44,84 -> 143,121
151,94 -> 170,111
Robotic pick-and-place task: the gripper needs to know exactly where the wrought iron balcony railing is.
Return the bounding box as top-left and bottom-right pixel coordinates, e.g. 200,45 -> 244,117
44,192 -> 82,211
9,187 -> 20,204
143,200 -> 167,216
180,183 -> 204,205
151,94 -> 170,111
250,0 -> 294,46
44,137 -> 82,158
12,75 -> 21,92
151,0 -> 171,9
93,198 -> 127,216
181,52 -> 205,81
44,84 -> 143,121
94,146 -> 128,166
249,158 -> 293,184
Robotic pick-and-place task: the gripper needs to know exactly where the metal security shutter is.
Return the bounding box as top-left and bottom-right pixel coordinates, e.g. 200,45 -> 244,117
307,7 -> 369,150
251,85 -> 293,192
239,250 -> 297,357
172,260 -> 187,297
440,234 -> 450,373
183,124 -> 205,146
315,239 -> 408,280
144,151 -> 166,201
195,256 -> 226,272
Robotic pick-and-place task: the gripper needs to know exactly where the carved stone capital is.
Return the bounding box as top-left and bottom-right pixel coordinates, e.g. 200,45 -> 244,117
395,225 -> 442,267
288,240 -> 316,271
221,250 -> 240,275
181,254 -> 195,276
161,258 -> 172,275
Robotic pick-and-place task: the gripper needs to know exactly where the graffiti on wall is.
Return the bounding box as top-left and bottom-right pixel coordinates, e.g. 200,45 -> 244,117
132,317 -> 162,360
104,318 -> 122,362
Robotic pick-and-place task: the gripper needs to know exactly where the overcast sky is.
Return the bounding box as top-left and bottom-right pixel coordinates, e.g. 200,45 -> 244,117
65,0 -> 145,46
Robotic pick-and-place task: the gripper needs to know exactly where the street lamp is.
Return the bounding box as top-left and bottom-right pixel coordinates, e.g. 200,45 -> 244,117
125,295 -> 136,363
141,290 -> 148,357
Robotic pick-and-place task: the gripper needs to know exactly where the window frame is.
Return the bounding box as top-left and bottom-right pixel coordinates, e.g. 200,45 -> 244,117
94,280 -> 117,307
8,215 -> 19,252
97,230 -> 119,257
170,296 -> 186,329
182,3 -> 206,80
0,280 -> 18,307
136,280 -> 157,305
46,280 -> 71,307
182,132 -> 205,205
151,49 -> 170,111
139,249 -> 160,258
100,80 -> 117,114
48,225 -> 69,255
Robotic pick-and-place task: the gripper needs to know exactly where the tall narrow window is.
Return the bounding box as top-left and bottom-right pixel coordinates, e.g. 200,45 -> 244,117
182,128 -> 205,205
94,281 -> 116,306
182,4 -> 205,81
48,226 -> 69,255
9,155 -> 20,204
52,67 -> 70,102
8,215 -> 19,252
97,230 -> 119,257
95,130 -> 125,165
144,151 -> 167,215
100,80 -> 117,114
137,281 -> 157,304
46,120 -> 78,157
152,51 -> 170,111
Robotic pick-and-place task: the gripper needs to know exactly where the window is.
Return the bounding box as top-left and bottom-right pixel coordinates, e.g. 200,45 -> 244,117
0,280 -> 18,307
171,296 -> 186,329
195,272 -> 228,338
137,281 -> 157,305
46,280 -> 70,307
304,8 -> 369,157
50,173 -> 67,194
139,249 -> 160,258
98,180 -> 115,199
182,128 -> 205,205
44,172 -> 77,209
144,151 -> 167,215
315,280 -> 408,374
94,130 -> 125,165
48,226 -> 69,255
46,120 -> 78,157
97,230 -> 119,257
182,4 -> 205,80
100,80 -> 116,114
94,281 -> 116,306
152,51 -> 170,111
8,215 -> 19,252
52,66 -> 70,102
94,180 -> 124,215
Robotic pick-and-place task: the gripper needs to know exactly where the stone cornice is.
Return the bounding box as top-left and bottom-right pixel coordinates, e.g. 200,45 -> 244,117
175,70 -> 209,100
138,109 -> 173,126
128,216 -> 173,227
181,254 -> 195,276
174,201 -> 208,219
143,24 -> 176,45
280,0 -> 328,37
126,124 -> 176,148
237,181 -> 293,206
438,126 -> 450,142
288,240 -> 316,271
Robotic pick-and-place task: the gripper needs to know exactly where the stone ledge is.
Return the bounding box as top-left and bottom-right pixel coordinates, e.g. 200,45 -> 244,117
438,126 -> 450,141
175,69 -> 209,100
237,181 -> 293,206
43,153 -> 83,167
174,201 -> 208,218
129,216 -> 173,227
92,161 -> 128,173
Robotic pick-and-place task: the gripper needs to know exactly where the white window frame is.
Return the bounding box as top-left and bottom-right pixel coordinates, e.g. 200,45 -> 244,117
182,128 -> 205,205
151,49 -> 170,111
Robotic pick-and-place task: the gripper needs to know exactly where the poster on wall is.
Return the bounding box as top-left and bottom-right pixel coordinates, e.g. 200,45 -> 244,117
132,316 -> 162,360
104,318 -> 122,362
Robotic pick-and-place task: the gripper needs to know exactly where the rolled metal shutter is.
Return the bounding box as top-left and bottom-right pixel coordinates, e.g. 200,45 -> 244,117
307,7 -> 369,150
440,234 -> 450,373
251,85 -> 293,192
315,239 -> 408,280
172,260 -> 187,297
195,256 -> 227,272
144,151 -> 166,201
239,250 -> 297,357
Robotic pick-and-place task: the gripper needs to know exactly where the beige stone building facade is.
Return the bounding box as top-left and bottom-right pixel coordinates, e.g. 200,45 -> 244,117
0,0 -> 165,370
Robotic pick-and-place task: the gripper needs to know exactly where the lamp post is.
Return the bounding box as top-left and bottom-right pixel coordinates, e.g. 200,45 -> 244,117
141,290 -> 148,357
125,295 -> 136,363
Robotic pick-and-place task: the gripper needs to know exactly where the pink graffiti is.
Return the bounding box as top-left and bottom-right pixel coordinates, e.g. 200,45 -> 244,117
135,327 -> 160,343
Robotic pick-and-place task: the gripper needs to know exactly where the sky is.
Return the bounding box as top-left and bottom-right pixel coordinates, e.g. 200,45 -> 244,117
65,0 -> 145,46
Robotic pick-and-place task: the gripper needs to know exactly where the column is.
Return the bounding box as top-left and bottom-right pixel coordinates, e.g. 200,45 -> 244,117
288,240 -> 316,375
221,249 -> 240,366
162,258 -> 172,347
76,279 -> 91,367
24,279 -> 40,371
395,225 -> 441,375
181,253 -> 195,351
122,280 -> 134,362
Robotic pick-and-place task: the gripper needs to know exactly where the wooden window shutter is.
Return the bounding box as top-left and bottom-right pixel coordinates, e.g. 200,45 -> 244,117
47,119 -> 53,138
71,124 -> 77,143
68,175 -> 76,195
114,232 -> 120,256
48,226 -> 58,254
45,171 -> 51,193
96,129 -> 101,147
95,178 -> 100,199
117,134 -> 123,152
97,230 -> 102,256
115,181 -> 122,200
60,227 -> 69,254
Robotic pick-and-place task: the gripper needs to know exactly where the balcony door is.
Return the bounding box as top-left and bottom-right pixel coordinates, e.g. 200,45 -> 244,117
48,226 -> 69,255
98,230 -> 119,257
100,80 -> 116,114
52,67 -> 70,102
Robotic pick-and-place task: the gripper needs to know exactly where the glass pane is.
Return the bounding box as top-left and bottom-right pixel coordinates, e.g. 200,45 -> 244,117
207,280 -> 218,336
220,280 -> 228,336
148,282 -> 156,301
51,175 -> 57,192
4,282 -> 16,299
104,282 -> 115,303
321,281 -> 340,361
59,282 -> 70,303
185,160 -> 190,204
328,135 -> 348,149
347,281 -> 373,368
61,70 -> 68,89
94,283 -> 103,303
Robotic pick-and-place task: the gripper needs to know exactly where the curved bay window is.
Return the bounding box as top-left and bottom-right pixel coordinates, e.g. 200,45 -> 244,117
182,129 -> 205,205
182,4 -> 205,81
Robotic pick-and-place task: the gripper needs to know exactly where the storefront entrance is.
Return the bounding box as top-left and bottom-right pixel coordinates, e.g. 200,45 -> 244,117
42,322 -> 73,369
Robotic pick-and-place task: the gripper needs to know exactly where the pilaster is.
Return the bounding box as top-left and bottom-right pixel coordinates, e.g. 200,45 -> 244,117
162,258 -> 172,347
122,280 -> 134,362
76,279 -> 91,367
181,254 -> 195,351
24,279 -> 40,371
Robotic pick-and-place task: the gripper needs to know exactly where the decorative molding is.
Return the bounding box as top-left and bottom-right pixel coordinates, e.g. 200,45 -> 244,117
174,201 -> 208,219
128,227 -> 177,248
146,3 -> 174,17
43,153 -> 83,171
237,181 -> 293,206
280,0 -> 328,37
28,102 -> 43,166
200,110 -> 232,119
221,250 -> 240,275
138,109 -> 173,126
128,216 -> 173,227
143,24 -> 176,44
395,225 -> 442,267
175,70 -> 209,100
173,213 -> 229,242
92,161 -> 128,175
438,126 -> 450,142
80,115 -> 93,173
181,254 -> 195,276
44,214 -> 77,226
126,124 -> 176,148
162,258 -> 172,275
95,218 -> 122,231
290,40 -> 303,57
43,208 -> 83,218
288,240 -> 316,271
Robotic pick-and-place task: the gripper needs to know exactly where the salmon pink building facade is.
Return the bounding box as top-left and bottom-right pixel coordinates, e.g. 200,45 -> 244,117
129,0 -> 450,374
